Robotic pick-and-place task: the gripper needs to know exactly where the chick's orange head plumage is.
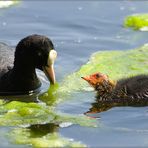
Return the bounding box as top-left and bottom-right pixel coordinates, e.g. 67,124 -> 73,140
81,72 -> 109,88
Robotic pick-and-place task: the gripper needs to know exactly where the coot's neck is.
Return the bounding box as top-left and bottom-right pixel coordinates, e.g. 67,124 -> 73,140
13,63 -> 36,77
11,62 -> 41,91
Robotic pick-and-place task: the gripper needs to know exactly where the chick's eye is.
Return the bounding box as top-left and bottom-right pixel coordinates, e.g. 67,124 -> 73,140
96,74 -> 100,78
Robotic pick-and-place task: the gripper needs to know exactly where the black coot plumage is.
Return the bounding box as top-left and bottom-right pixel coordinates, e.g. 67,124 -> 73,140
0,34 -> 57,95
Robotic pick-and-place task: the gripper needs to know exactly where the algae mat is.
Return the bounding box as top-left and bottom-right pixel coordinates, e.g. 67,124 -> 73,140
0,100 -> 96,127
124,13 -> 148,31
0,100 -> 95,147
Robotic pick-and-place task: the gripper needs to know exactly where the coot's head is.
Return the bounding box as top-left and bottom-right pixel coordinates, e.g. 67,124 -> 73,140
14,34 -> 57,84
82,72 -> 115,93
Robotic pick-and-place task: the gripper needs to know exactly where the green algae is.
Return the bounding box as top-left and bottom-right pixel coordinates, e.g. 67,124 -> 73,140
124,14 -> 148,31
0,100 -> 96,127
39,83 -> 59,105
0,99 -> 95,147
0,84 -> 95,147
8,128 -> 86,147
0,100 -> 95,147
0,101 -> 54,126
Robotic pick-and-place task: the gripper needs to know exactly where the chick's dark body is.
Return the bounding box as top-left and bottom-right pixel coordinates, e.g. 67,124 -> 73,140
83,73 -> 148,113
105,75 -> 148,102
115,75 -> 148,98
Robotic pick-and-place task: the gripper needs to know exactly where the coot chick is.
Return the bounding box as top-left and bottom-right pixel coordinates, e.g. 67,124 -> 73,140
82,72 -> 148,103
0,34 -> 57,95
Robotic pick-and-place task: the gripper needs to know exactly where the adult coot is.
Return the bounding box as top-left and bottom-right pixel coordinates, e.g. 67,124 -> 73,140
0,34 -> 57,95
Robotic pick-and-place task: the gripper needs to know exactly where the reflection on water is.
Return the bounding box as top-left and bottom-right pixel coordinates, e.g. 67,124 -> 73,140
0,93 -> 39,103
28,123 -> 59,138
86,96 -> 148,115
8,121 -> 87,147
